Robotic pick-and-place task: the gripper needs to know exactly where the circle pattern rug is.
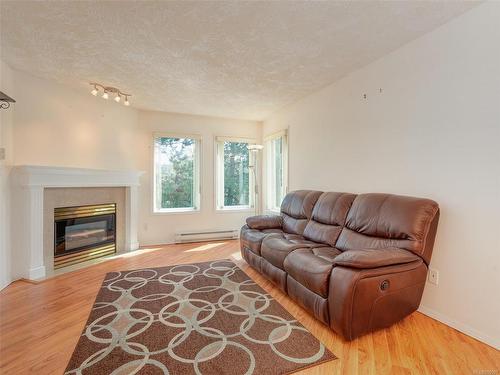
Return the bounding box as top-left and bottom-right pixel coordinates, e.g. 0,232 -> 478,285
65,259 -> 336,374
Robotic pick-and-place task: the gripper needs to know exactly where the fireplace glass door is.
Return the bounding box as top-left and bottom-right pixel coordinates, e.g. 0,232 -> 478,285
55,214 -> 115,256
54,204 -> 116,268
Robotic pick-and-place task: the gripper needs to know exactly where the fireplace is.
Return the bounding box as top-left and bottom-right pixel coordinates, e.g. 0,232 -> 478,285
54,203 -> 116,269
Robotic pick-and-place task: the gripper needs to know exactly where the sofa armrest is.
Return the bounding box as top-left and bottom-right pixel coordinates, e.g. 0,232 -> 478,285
328,260 -> 427,340
334,248 -> 421,269
246,215 -> 282,230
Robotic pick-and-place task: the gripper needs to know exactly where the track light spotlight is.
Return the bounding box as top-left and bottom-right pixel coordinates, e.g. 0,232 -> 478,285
90,83 -> 131,106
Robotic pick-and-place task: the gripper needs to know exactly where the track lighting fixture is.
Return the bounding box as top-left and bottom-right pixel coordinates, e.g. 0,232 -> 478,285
89,83 -> 131,106
0,91 -> 16,110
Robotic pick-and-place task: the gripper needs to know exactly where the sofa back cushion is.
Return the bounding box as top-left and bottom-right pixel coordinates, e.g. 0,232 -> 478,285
303,192 -> 356,246
336,193 -> 439,264
281,190 -> 323,235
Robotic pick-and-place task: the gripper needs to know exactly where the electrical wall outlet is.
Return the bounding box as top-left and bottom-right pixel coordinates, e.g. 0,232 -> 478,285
428,268 -> 439,285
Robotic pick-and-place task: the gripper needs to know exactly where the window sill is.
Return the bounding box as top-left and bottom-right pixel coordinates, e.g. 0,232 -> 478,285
153,208 -> 200,215
216,207 -> 255,214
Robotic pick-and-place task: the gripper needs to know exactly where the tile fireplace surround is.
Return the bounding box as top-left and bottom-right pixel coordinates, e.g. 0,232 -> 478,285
10,166 -> 143,280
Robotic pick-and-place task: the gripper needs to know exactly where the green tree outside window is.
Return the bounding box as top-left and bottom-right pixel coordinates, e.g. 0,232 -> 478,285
154,137 -> 197,210
223,141 -> 250,207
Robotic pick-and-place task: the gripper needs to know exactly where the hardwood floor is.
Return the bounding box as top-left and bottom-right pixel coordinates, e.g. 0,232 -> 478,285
0,240 -> 498,374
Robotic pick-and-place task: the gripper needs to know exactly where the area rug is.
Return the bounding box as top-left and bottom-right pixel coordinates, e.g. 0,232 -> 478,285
65,259 -> 336,374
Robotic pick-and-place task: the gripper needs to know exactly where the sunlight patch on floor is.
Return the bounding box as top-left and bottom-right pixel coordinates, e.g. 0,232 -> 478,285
231,251 -> 242,260
118,246 -> 165,258
183,242 -> 227,253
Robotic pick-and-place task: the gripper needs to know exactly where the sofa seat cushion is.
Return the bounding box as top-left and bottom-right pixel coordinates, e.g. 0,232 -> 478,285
240,225 -> 283,256
261,233 -> 327,270
284,247 -> 342,298
313,247 -> 343,263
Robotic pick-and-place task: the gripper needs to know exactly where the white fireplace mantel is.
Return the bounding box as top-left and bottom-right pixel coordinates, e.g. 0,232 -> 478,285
10,165 -> 144,280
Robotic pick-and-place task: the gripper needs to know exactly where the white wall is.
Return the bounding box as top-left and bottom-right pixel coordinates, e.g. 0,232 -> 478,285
263,2 -> 500,348
136,111 -> 262,245
0,60 -> 15,289
7,69 -> 262,267
12,72 -> 140,170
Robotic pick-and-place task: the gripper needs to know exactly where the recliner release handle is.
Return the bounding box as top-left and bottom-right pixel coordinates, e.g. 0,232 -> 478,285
380,280 -> 390,291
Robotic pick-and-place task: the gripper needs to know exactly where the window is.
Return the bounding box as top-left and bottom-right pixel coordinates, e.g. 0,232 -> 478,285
215,137 -> 255,210
266,130 -> 288,212
153,134 -> 201,213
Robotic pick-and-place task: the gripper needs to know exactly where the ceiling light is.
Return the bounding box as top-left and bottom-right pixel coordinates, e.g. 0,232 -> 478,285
90,83 -> 131,106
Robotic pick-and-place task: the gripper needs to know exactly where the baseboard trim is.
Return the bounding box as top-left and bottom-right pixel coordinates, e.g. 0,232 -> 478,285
28,265 -> 46,280
418,305 -> 499,350
0,278 -> 12,291
19,277 -> 45,285
125,241 -> 140,252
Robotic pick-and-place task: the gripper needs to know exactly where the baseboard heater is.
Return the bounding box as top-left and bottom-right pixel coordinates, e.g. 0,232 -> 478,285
175,229 -> 239,243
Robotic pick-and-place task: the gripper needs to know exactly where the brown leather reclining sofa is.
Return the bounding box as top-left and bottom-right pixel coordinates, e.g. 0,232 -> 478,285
240,190 -> 439,340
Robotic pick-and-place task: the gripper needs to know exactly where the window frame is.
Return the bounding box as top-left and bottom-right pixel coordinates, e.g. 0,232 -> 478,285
214,136 -> 257,213
265,130 -> 288,213
152,132 -> 202,214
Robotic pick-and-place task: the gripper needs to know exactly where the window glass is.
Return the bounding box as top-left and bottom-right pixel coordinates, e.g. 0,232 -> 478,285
273,137 -> 284,209
266,132 -> 287,212
153,136 -> 200,212
223,141 -> 250,207
216,139 -> 255,210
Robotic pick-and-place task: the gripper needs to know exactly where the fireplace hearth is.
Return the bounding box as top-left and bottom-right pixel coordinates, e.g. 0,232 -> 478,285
54,204 -> 116,269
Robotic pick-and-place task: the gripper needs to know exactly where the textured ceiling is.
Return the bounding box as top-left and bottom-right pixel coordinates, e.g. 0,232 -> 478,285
0,1 -> 478,121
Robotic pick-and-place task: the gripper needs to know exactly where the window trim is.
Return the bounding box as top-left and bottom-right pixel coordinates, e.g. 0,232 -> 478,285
152,132 -> 202,214
214,136 -> 257,212
265,129 -> 288,213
